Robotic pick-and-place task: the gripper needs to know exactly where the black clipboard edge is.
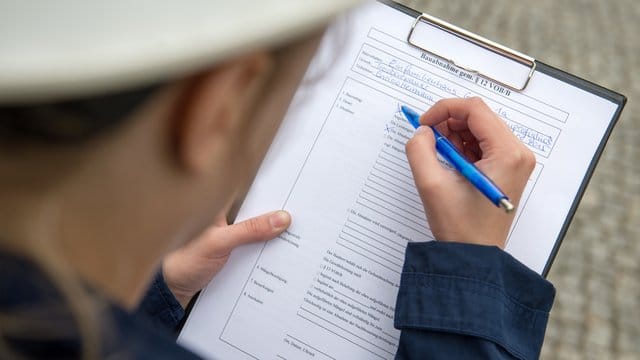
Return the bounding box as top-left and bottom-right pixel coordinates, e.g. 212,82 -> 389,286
534,62 -> 626,277
380,0 -> 628,277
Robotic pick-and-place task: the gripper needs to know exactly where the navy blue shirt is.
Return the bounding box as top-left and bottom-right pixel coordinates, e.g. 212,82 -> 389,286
1,242 -> 555,359
394,242 -> 555,359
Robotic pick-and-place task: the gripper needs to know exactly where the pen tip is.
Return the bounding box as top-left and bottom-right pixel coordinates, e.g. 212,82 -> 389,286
400,105 -> 413,116
499,199 -> 515,213
400,105 -> 421,129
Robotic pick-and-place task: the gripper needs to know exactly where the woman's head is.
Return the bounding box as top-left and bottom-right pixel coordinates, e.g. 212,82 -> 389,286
0,1 -> 358,305
0,3 -> 359,358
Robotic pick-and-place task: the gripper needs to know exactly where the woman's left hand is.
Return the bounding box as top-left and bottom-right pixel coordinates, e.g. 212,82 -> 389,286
162,209 -> 291,308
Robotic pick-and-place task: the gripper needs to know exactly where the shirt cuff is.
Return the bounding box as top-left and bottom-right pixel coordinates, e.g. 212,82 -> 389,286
394,241 -> 555,360
136,271 -> 185,336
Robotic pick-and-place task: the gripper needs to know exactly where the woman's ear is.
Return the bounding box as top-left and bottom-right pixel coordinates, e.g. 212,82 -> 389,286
172,52 -> 274,174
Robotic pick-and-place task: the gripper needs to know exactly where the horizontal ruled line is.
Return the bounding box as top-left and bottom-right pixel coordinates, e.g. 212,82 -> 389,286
337,240 -> 402,275
341,230 -> 404,263
338,234 -> 403,268
355,200 -> 430,238
297,310 -> 389,359
346,217 -> 410,248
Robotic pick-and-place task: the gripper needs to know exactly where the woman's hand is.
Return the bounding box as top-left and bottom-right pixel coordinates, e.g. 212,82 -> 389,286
406,97 -> 536,248
162,209 -> 291,308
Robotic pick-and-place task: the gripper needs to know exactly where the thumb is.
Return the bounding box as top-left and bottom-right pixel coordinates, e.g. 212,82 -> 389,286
218,210 -> 291,252
405,126 -> 452,195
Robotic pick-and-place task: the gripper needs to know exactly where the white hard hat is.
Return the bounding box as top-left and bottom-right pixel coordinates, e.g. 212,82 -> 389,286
0,0 -> 362,104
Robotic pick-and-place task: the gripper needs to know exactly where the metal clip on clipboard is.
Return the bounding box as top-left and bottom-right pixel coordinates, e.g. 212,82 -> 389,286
407,13 -> 536,92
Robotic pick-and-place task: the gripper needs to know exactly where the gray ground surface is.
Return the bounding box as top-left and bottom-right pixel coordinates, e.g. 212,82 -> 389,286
399,0 -> 639,358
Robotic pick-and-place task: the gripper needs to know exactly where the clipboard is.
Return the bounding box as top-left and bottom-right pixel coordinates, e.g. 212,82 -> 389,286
178,2 -> 628,358
381,0 -> 627,276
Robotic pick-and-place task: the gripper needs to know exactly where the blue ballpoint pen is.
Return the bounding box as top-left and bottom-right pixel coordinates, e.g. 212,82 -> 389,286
400,105 -> 515,213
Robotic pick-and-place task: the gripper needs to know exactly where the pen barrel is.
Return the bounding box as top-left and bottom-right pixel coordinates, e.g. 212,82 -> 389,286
435,137 -> 507,206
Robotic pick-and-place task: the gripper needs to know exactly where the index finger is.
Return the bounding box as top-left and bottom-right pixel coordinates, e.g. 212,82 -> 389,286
420,97 -> 512,144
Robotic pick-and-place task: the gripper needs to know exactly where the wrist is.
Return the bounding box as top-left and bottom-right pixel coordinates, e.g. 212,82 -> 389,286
161,269 -> 195,309
430,228 -> 508,249
171,289 -> 193,309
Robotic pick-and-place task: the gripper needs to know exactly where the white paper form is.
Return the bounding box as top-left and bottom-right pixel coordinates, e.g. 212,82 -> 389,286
179,2 -> 620,359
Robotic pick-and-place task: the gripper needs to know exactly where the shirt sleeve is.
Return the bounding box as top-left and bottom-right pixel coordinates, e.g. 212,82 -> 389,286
394,241 -> 555,360
135,271 -> 185,337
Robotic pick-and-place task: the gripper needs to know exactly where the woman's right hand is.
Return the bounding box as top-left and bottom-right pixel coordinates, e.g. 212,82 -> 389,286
405,97 -> 536,249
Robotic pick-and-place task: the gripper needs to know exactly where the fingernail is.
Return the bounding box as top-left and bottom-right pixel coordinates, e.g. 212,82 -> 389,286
269,211 -> 290,230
